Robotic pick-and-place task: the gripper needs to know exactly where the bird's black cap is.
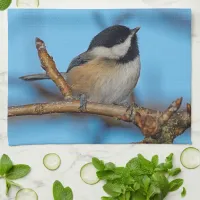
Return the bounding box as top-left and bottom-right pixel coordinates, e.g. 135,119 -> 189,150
88,25 -> 137,50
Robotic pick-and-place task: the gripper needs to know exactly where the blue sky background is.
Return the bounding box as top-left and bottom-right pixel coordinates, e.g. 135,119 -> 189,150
8,9 -> 191,145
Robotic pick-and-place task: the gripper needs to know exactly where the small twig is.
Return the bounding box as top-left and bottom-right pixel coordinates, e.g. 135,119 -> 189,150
187,103 -> 191,116
130,98 -> 183,137
159,97 -> 182,124
35,38 -> 72,99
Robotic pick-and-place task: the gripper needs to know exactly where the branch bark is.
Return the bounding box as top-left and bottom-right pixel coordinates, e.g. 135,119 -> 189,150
8,98 -> 191,144
8,37 -> 191,144
36,38 -> 72,99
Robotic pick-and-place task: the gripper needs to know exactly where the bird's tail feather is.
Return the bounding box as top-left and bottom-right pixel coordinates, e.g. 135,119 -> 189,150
19,72 -> 67,81
19,73 -> 49,81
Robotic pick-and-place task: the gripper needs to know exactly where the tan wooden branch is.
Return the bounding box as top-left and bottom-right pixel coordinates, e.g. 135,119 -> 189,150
8,38 -> 191,144
35,38 -> 72,99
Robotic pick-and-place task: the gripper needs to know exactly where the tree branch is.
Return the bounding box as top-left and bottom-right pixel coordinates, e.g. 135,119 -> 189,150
8,98 -> 191,143
35,38 -> 72,99
8,37 -> 191,144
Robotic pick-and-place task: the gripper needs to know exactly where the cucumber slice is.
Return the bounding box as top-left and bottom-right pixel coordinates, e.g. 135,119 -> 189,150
180,147 -> 200,169
80,162 -> 99,185
16,0 -> 39,7
15,188 -> 38,200
43,153 -> 61,171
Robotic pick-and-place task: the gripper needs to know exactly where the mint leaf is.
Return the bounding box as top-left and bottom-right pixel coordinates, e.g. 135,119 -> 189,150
154,163 -> 168,172
166,153 -> 173,162
103,182 -> 125,197
169,179 -> 184,192
0,155 -> 30,196
53,180 -> 65,200
137,154 -> 152,166
168,168 -> 181,176
142,175 -> 150,193
92,157 -> 105,171
115,167 -> 129,175
126,158 -> 140,171
164,162 -> 173,170
126,156 -> 153,176
147,184 -> 161,199
131,191 -> 146,200
64,187 -> 73,200
137,154 -> 154,173
0,154 -> 13,176
5,164 -> 31,180
125,191 -> 131,200
151,194 -> 162,200
113,167 -> 136,185
105,162 -> 116,171
126,186 -> 135,192
133,182 -> 140,191
97,170 -> 121,181
151,155 -> 159,168
151,172 -> 169,198
132,175 -> 144,184
164,153 -> 173,169
118,191 -> 131,200
114,167 -> 130,178
125,176 -> 136,185
53,180 -> 73,200
181,187 -> 186,197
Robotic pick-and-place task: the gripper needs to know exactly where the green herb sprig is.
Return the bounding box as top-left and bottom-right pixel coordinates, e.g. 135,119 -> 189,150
0,154 -> 31,195
92,153 -> 186,200
53,180 -> 73,200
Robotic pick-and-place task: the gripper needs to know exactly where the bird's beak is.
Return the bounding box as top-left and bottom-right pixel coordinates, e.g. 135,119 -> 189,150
131,27 -> 140,34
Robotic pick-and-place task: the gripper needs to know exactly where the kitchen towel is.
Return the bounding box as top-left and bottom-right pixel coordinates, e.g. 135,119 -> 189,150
8,9 -> 191,145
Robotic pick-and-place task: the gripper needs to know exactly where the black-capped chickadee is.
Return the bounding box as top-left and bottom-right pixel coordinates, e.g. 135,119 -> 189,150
20,25 -> 141,107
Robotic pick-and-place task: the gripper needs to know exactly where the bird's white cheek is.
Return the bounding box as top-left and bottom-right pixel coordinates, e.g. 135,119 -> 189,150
90,47 -> 119,59
90,33 -> 133,59
111,35 -> 132,58
111,44 -> 129,58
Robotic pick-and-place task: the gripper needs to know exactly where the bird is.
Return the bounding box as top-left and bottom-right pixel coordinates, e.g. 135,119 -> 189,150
20,25 -> 141,109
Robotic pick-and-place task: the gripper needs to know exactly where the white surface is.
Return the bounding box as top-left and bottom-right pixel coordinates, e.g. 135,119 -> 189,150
0,0 -> 200,199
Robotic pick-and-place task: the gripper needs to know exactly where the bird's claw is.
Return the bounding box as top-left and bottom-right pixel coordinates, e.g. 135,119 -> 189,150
64,95 -> 87,112
78,94 -> 87,112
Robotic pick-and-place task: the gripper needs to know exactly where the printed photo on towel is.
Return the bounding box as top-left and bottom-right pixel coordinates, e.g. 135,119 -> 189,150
8,9 -> 191,145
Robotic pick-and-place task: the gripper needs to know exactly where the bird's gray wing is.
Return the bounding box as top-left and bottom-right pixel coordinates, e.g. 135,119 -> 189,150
67,52 -> 93,73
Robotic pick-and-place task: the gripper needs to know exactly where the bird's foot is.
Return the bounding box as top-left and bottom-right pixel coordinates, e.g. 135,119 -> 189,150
78,94 -> 88,112
64,94 -> 87,112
